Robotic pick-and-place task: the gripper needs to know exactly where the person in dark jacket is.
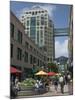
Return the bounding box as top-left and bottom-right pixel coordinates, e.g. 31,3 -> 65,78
54,78 -> 58,92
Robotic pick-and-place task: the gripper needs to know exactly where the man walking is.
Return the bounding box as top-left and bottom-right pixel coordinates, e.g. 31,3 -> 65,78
67,73 -> 73,94
59,75 -> 65,94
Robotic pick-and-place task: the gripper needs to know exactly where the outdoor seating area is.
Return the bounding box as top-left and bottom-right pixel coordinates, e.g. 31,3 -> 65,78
10,68 -> 65,98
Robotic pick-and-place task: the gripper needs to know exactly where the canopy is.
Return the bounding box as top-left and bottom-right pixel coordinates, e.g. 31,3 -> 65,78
35,70 -> 48,75
10,67 -> 22,73
47,72 -> 56,76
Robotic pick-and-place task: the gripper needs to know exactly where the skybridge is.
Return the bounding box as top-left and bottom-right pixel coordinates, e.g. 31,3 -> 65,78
54,28 -> 69,37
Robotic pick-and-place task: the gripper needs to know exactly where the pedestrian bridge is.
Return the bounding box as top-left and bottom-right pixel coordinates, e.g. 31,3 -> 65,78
54,28 -> 69,37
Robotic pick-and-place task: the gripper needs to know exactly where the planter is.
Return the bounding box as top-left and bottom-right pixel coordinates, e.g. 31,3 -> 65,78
19,85 -> 34,91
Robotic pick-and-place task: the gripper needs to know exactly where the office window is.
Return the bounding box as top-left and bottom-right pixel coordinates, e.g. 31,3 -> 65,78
27,17 -> 30,19
39,11 -> 41,13
37,30 -> 39,43
41,39 -> 43,45
40,27 -> 43,29
33,57 -> 36,63
45,14 -> 47,16
24,51 -> 28,62
37,27 -> 39,29
11,44 -> 13,58
35,11 -> 37,15
42,11 -> 44,13
37,20 -> 40,26
30,45 -> 33,51
27,31 -> 29,36
30,55 -> 33,64
32,12 -> 34,15
26,12 -> 28,14
38,59 -> 39,66
50,24 -> 53,27
25,42 -> 29,49
11,23 -> 14,38
17,48 -> 22,60
30,27 -> 36,40
40,30 -> 43,38
37,16 -> 39,19
26,27 -> 29,30
30,17 -> 36,26
41,16 -> 44,25
17,30 -> 22,44
27,20 -> 29,26
34,48 -> 36,54
22,16 -> 24,18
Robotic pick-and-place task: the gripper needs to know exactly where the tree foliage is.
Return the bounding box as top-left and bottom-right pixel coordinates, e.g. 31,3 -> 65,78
48,62 -> 58,72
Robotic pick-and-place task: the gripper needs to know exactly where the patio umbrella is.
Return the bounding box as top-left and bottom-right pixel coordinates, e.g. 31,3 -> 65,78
10,67 -> 22,74
47,72 -> 56,76
55,73 -> 61,76
35,70 -> 48,75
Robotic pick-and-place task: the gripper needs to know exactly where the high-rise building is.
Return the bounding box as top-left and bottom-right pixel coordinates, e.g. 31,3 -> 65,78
20,6 -> 54,62
68,6 -> 73,75
68,6 -> 73,65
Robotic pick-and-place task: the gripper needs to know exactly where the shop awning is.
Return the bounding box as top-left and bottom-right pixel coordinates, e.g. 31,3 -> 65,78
10,67 -> 22,73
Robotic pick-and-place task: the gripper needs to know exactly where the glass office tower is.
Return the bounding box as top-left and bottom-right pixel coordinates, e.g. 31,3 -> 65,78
20,6 -> 54,61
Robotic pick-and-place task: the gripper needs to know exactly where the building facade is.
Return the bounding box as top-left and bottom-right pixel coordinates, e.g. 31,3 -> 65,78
10,12 -> 47,79
68,6 -> 73,66
68,6 -> 73,75
20,6 -> 54,62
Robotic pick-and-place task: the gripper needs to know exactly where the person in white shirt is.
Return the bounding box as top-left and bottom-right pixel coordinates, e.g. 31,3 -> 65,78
59,75 -> 65,94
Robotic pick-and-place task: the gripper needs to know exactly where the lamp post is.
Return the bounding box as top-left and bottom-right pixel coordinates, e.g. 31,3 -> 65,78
57,62 -> 60,73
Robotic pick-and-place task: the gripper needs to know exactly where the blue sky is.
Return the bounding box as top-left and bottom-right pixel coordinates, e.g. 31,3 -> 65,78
10,1 -> 71,58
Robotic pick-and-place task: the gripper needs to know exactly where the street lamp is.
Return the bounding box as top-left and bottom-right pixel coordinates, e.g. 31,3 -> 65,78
57,62 -> 60,73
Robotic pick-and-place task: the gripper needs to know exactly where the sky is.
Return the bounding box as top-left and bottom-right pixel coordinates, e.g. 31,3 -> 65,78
10,1 -> 71,58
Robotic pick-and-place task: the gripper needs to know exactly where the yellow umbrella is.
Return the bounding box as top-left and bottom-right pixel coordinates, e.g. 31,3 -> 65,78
35,70 -> 48,75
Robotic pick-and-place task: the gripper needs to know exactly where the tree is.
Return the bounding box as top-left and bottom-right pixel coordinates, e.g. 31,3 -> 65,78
48,62 -> 58,72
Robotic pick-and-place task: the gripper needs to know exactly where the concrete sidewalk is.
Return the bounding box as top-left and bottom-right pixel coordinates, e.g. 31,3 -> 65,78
16,84 -> 73,99
42,84 -> 69,96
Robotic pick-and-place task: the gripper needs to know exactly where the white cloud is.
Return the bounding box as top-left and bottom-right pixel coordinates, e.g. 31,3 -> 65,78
40,5 -> 56,18
16,4 -> 56,19
55,39 -> 68,58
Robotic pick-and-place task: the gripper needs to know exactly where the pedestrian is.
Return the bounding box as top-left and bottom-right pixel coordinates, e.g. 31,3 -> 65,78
59,75 -> 65,94
54,77 -> 58,92
15,77 -> 19,86
35,81 -> 39,89
67,73 -> 72,94
64,74 -> 68,85
67,73 -> 71,83
14,77 -> 20,92
39,80 -> 43,88
34,80 -> 40,94
45,79 -> 50,91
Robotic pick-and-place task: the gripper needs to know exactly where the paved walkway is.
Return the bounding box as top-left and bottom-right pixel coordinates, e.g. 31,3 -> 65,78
42,84 -> 69,96
16,84 -> 73,99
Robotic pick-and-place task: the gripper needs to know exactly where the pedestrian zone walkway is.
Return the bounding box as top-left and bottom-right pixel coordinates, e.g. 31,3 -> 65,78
17,84 -> 73,99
